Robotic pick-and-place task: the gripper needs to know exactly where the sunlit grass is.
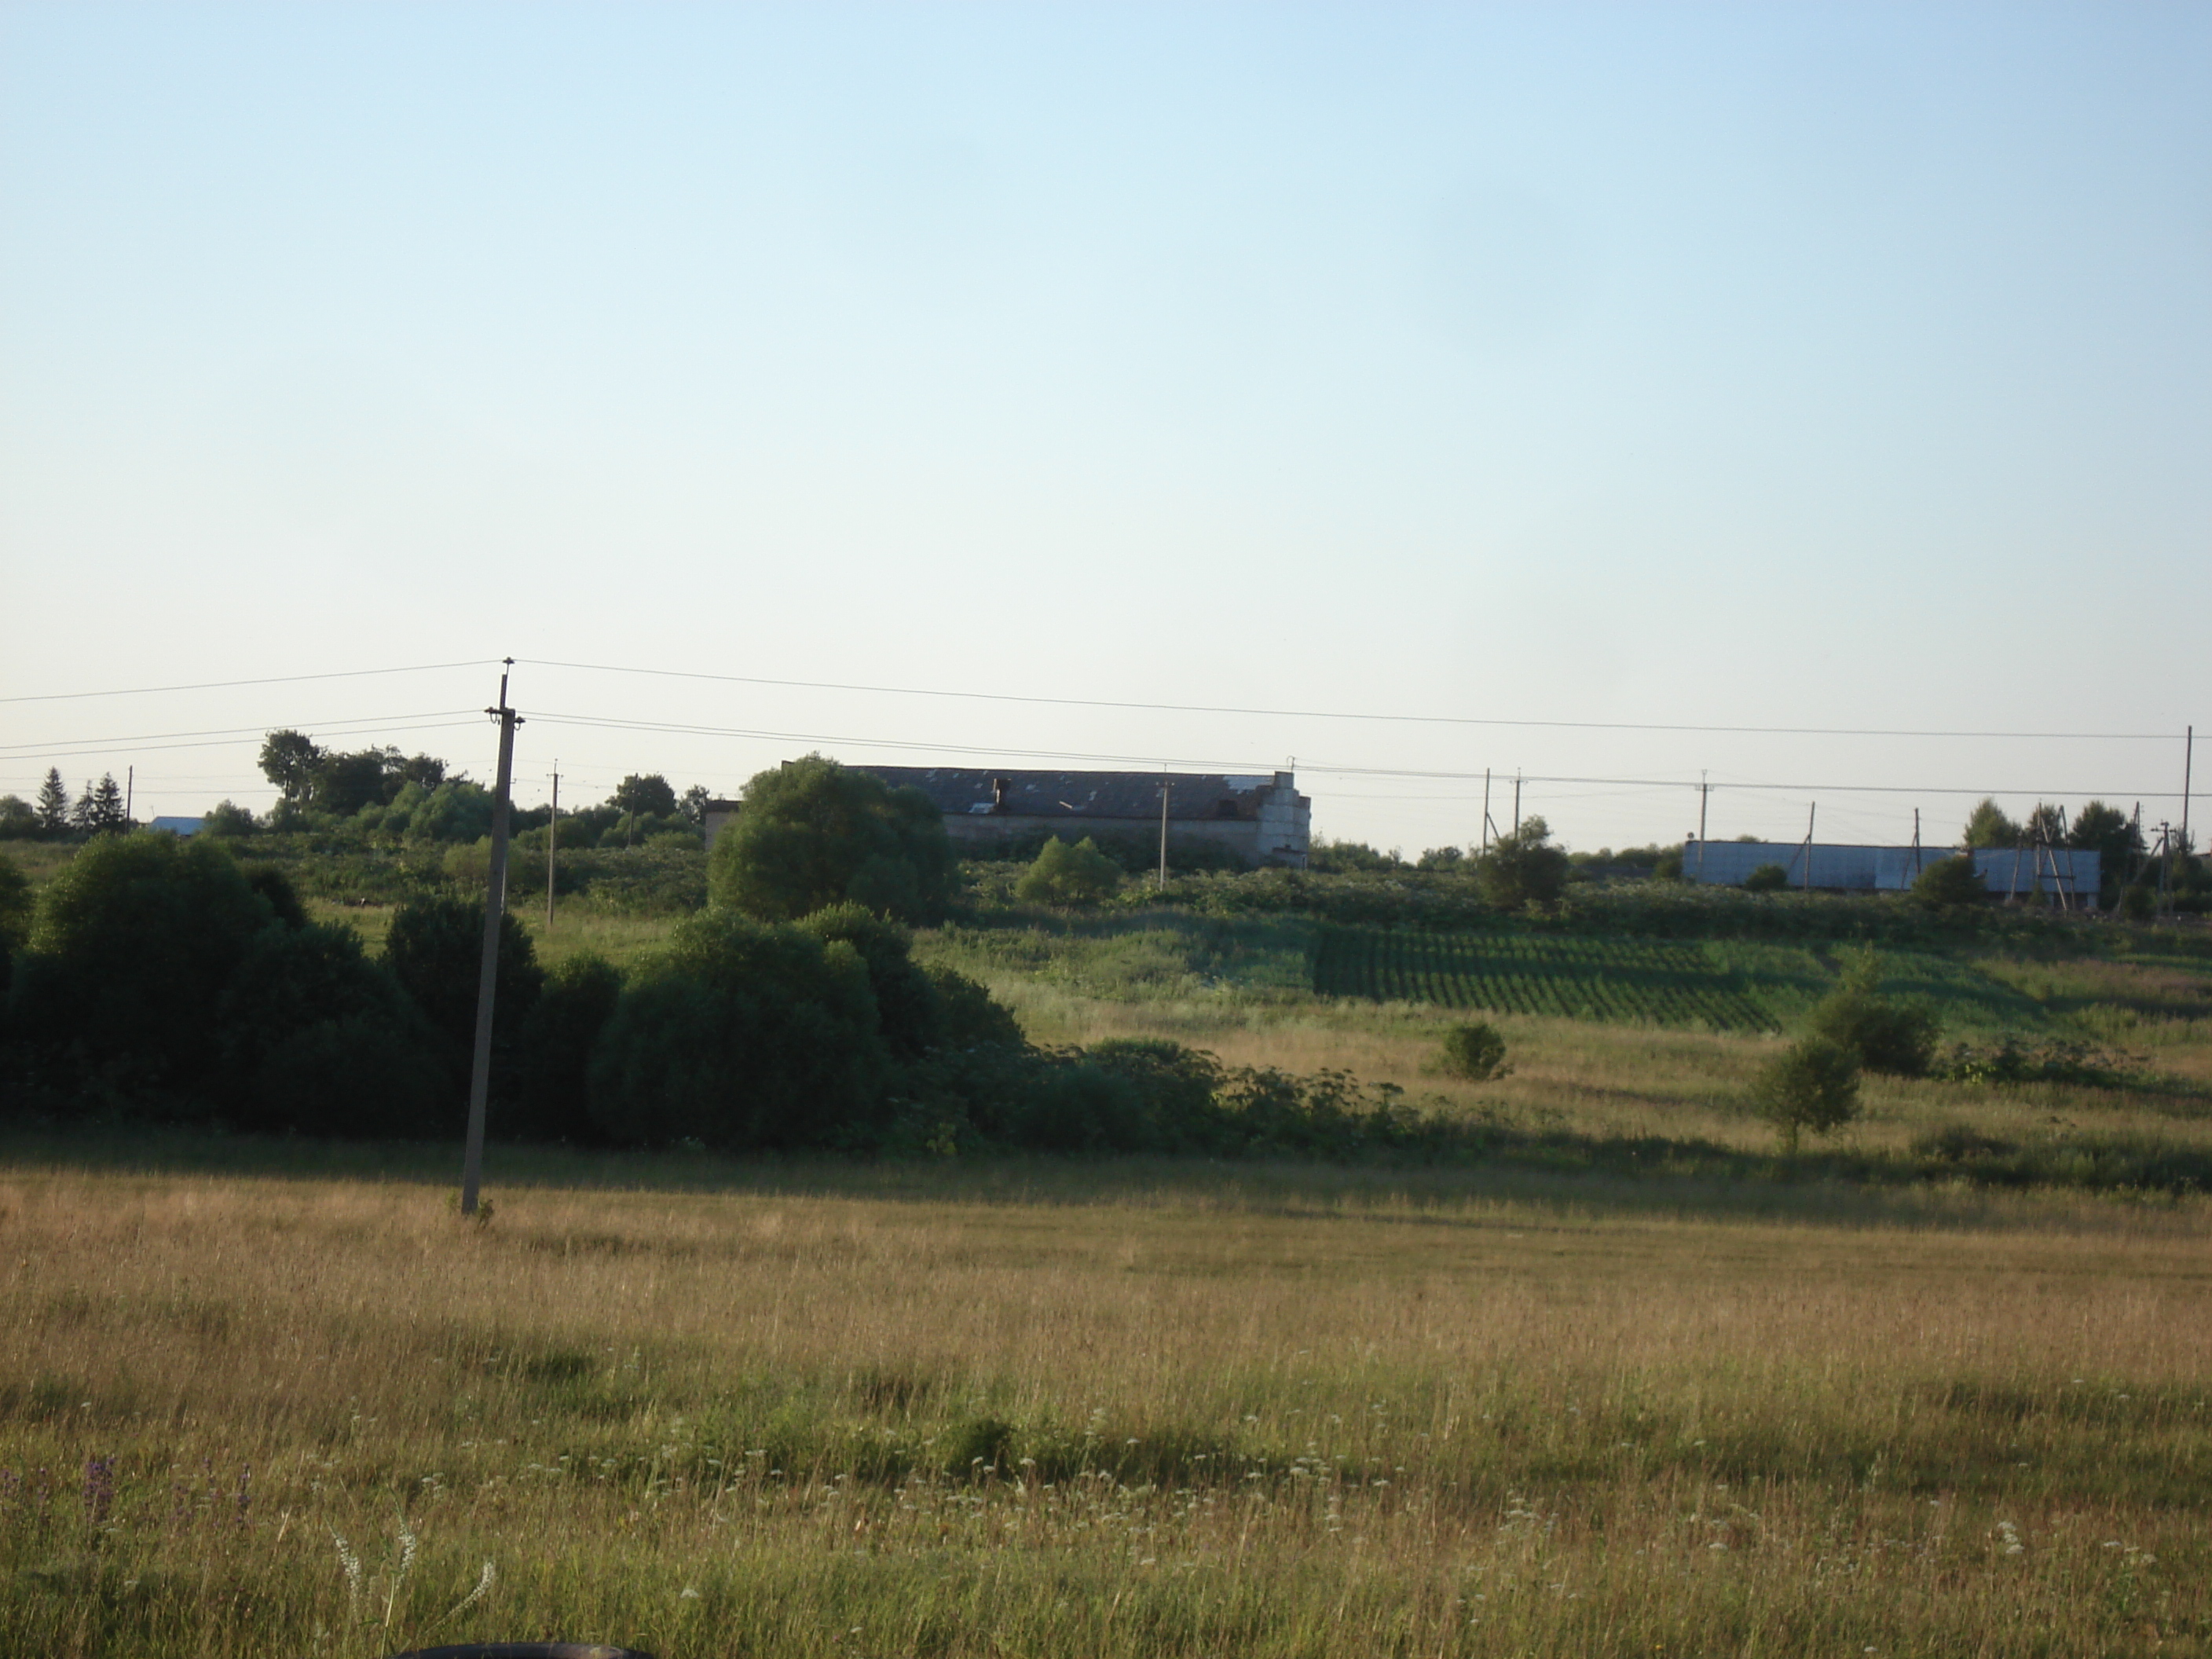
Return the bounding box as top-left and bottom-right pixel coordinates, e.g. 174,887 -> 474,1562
3,1165 -> 2210,1655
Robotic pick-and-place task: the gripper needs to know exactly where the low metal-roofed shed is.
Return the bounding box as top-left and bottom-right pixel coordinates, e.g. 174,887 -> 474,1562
1683,839 -> 2098,897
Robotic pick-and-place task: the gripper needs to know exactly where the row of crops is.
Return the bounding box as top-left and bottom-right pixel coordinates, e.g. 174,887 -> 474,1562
1309,926 -> 1800,1032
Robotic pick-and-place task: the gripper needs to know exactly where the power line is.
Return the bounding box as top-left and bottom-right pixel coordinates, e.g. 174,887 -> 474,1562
0,660 -> 493,705
521,656 -> 2185,743
525,709 -> 2192,800
0,709 -> 484,756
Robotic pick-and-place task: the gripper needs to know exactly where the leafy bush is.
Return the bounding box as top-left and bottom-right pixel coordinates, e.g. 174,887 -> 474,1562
709,756 -> 955,924
1437,1020 -> 1511,1081
1749,1035 -> 1861,1154
799,903 -> 946,1059
1742,863 -> 1791,893
1804,952 -> 1939,1076
1014,837 -> 1122,907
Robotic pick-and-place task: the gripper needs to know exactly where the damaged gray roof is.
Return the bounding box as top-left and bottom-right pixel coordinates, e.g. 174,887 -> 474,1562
856,766 -> 1293,822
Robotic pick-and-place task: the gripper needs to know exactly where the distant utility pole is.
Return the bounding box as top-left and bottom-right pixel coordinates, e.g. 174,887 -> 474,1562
1696,773 -> 1709,881
1157,775 -> 1170,889
2185,726 -> 2195,851
1802,803 -> 1816,892
1512,771 -> 1522,836
125,765 -> 134,825
1911,808 -> 1923,875
545,764 -> 559,934
1481,769 -> 1492,852
460,660 -> 522,1221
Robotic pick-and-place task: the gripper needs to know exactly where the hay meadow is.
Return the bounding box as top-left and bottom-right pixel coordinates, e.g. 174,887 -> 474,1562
7,887 -> 2212,1655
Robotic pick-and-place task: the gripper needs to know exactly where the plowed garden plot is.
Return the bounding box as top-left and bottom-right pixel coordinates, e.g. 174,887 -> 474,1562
1309,928 -> 1823,1031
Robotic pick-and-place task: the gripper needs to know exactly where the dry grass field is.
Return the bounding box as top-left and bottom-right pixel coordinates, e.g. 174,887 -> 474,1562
4,1158 -> 2210,1657
9,877 -> 2212,1654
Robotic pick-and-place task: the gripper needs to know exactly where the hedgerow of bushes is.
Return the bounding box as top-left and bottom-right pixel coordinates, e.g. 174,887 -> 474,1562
0,834 -> 1480,1163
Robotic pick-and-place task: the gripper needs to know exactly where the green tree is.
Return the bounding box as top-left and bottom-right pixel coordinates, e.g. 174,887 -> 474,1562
0,796 -> 35,839
216,922 -> 445,1137
679,783 -> 712,826
0,851 -> 31,993
202,800 -> 258,837
258,731 -> 324,804
1015,836 -> 1122,907
1474,816 -> 1570,909
1416,845 -> 1467,871
34,768 -> 70,835
1911,855 -> 1987,910
1751,1035 -> 1861,1155
2023,803 -> 2067,847
71,774 -> 128,834
9,833 -> 279,1105
382,895 -> 545,1107
586,908 -> 889,1150
1961,797 -> 2022,849
708,756 -> 954,924
514,954 -> 626,1144
1742,863 -> 1791,892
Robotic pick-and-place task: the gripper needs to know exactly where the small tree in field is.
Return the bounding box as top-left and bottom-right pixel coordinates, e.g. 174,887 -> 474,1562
1016,837 -> 1121,908
1437,1020 -> 1511,1082
1742,862 -> 1790,892
1751,1035 -> 1861,1155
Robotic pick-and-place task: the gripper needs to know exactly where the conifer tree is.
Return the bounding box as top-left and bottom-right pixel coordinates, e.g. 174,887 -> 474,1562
34,767 -> 69,834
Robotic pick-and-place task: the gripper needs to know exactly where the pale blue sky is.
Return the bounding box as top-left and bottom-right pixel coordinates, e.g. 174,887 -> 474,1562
2,3 -> 2206,852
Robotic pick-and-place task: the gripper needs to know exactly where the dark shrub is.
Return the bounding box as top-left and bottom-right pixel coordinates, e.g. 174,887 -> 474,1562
244,863 -> 309,930
218,921 -> 446,1135
926,965 -> 1026,1049
1806,951 -> 1939,1076
513,954 -> 625,1143
800,903 -> 943,1058
9,833 -> 276,1109
587,910 -> 888,1150
1743,863 -> 1791,893
1437,1021 -> 1510,1081
383,895 -> 544,1105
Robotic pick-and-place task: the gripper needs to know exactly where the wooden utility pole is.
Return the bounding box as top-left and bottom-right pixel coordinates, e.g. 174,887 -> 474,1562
1481,769 -> 1491,852
1512,772 -> 1522,835
545,764 -> 559,934
1802,802 -> 1816,892
125,766 -> 134,826
1157,775 -> 1170,890
460,660 -> 522,1220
